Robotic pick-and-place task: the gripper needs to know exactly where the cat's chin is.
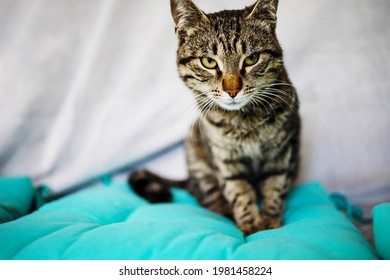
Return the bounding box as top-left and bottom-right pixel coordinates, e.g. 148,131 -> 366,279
217,100 -> 248,111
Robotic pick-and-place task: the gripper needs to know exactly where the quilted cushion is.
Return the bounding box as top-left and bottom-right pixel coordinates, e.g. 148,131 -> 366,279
0,179 -> 378,260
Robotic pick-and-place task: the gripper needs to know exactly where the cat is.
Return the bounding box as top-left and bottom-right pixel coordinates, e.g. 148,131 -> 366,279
129,0 -> 300,235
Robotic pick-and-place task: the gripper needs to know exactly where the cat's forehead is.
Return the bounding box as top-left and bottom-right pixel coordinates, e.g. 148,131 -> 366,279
191,11 -> 264,56
209,9 -> 244,31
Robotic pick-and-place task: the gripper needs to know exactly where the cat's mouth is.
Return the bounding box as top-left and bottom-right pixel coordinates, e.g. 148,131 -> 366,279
217,97 -> 249,111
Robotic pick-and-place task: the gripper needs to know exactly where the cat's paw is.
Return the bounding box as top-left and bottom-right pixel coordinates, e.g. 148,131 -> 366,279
262,215 -> 283,230
266,220 -> 282,229
238,217 -> 283,235
238,222 -> 266,236
128,170 -> 172,203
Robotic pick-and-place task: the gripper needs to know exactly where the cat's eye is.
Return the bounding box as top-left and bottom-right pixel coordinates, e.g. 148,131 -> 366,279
201,57 -> 218,69
243,53 -> 260,67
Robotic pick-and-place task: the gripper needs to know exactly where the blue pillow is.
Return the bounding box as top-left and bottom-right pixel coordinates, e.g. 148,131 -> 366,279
0,177 -> 36,223
373,203 -> 390,259
0,179 -> 378,260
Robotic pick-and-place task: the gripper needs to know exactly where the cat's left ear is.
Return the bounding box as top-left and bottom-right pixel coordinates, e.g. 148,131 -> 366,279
244,0 -> 279,22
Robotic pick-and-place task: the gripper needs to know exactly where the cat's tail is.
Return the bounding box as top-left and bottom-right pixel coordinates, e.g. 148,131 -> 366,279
128,169 -> 188,203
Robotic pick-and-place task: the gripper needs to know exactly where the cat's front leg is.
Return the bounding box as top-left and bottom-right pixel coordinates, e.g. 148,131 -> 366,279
222,178 -> 264,235
261,173 -> 291,229
213,153 -> 264,235
185,129 -> 232,217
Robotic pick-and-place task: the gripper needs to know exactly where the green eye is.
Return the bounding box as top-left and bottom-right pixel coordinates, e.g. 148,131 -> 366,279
201,57 -> 218,69
243,53 -> 260,67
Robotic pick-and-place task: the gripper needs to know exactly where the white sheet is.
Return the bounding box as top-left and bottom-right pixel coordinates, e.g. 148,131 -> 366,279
1,0 -> 389,195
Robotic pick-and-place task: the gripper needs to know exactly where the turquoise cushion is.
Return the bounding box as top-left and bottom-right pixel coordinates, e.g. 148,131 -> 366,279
0,180 -> 378,260
0,177 -> 36,223
373,203 -> 390,259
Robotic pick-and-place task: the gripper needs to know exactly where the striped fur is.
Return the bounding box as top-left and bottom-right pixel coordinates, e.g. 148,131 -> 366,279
130,0 -> 300,235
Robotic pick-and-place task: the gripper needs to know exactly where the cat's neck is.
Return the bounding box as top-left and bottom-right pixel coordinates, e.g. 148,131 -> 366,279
203,104 -> 268,129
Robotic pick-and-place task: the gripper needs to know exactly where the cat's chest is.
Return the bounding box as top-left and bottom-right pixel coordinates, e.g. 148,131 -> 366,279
229,127 -> 280,164
204,116 -> 286,162
202,109 -> 292,173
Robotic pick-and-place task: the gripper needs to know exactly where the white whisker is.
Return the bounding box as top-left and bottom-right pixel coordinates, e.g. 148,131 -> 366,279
259,90 -> 298,114
250,95 -> 271,117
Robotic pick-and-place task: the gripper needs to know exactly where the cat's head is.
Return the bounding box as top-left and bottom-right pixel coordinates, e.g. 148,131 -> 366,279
171,0 -> 284,112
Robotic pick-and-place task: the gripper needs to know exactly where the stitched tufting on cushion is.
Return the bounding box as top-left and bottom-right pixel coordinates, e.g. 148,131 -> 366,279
0,180 -> 378,260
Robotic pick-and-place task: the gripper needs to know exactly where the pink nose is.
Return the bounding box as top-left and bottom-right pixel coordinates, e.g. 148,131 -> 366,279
222,76 -> 242,98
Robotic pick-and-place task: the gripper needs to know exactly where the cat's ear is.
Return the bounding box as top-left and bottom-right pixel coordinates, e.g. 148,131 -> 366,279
170,0 -> 209,30
244,0 -> 279,22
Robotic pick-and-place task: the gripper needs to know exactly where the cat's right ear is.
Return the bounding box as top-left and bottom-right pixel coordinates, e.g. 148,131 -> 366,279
170,0 -> 209,31
245,0 -> 279,22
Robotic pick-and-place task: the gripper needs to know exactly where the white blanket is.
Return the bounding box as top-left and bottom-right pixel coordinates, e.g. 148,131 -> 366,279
1,0 -> 389,196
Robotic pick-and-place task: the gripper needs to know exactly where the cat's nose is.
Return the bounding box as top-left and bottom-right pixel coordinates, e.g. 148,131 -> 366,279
222,76 -> 242,98
225,88 -> 240,98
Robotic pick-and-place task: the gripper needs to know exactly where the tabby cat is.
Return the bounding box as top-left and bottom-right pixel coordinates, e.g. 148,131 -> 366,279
130,0 -> 300,235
